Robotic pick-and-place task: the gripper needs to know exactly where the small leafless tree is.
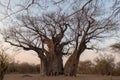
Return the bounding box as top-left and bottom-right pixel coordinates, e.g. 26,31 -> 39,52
94,54 -> 115,75
0,46 -> 11,80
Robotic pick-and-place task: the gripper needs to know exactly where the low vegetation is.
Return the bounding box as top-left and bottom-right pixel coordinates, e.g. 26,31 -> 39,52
3,53 -> 120,76
6,62 -> 40,74
78,54 -> 120,76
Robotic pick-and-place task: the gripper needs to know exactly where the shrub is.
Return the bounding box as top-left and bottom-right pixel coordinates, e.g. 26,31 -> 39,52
94,54 -> 115,75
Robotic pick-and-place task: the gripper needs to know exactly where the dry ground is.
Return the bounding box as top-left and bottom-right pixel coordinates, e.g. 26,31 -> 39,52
4,74 -> 120,80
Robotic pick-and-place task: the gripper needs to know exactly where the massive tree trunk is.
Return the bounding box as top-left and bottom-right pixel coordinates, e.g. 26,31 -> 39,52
40,58 -> 48,76
39,55 -> 55,76
64,50 -> 79,76
47,41 -> 59,76
40,53 -> 63,76
64,43 -> 86,76
57,53 -> 64,75
40,55 -> 63,76
39,37 -> 64,76
40,59 -> 44,75
51,54 -> 59,76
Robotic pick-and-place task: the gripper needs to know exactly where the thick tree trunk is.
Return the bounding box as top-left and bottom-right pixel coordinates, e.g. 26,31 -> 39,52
40,54 -> 63,76
40,58 -> 48,76
47,54 -> 63,76
64,45 -> 86,76
39,54 -> 61,76
40,59 -> 46,76
51,55 -> 59,76
57,53 -> 64,75
64,50 -> 79,76
40,59 -> 44,75
41,37 -> 65,76
64,52 -> 82,76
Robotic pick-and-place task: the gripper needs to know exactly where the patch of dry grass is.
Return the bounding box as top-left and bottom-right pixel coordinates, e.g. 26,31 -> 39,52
4,74 -> 120,80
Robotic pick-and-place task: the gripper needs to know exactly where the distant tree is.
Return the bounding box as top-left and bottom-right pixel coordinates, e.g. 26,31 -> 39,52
94,54 -> 115,75
114,62 -> 120,76
78,60 -> 94,74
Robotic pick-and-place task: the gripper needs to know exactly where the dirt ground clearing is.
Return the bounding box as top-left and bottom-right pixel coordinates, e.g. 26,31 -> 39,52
4,74 -> 120,80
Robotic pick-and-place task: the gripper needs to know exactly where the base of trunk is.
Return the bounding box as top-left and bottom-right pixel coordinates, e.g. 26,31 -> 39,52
40,55 -> 64,76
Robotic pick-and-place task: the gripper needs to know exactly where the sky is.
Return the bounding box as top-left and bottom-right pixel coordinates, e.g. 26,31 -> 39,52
0,0 -> 120,65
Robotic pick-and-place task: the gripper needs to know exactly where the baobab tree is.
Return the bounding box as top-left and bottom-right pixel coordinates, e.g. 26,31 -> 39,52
1,0 -> 119,76
2,10 -> 71,76
63,0 -> 119,76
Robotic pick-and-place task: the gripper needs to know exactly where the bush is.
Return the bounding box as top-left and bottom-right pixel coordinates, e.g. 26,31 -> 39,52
94,54 -> 115,75
0,48 -> 12,80
78,60 -> 95,74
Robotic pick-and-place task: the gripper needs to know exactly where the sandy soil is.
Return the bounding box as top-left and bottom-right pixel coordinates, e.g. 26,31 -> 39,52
4,74 -> 120,80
